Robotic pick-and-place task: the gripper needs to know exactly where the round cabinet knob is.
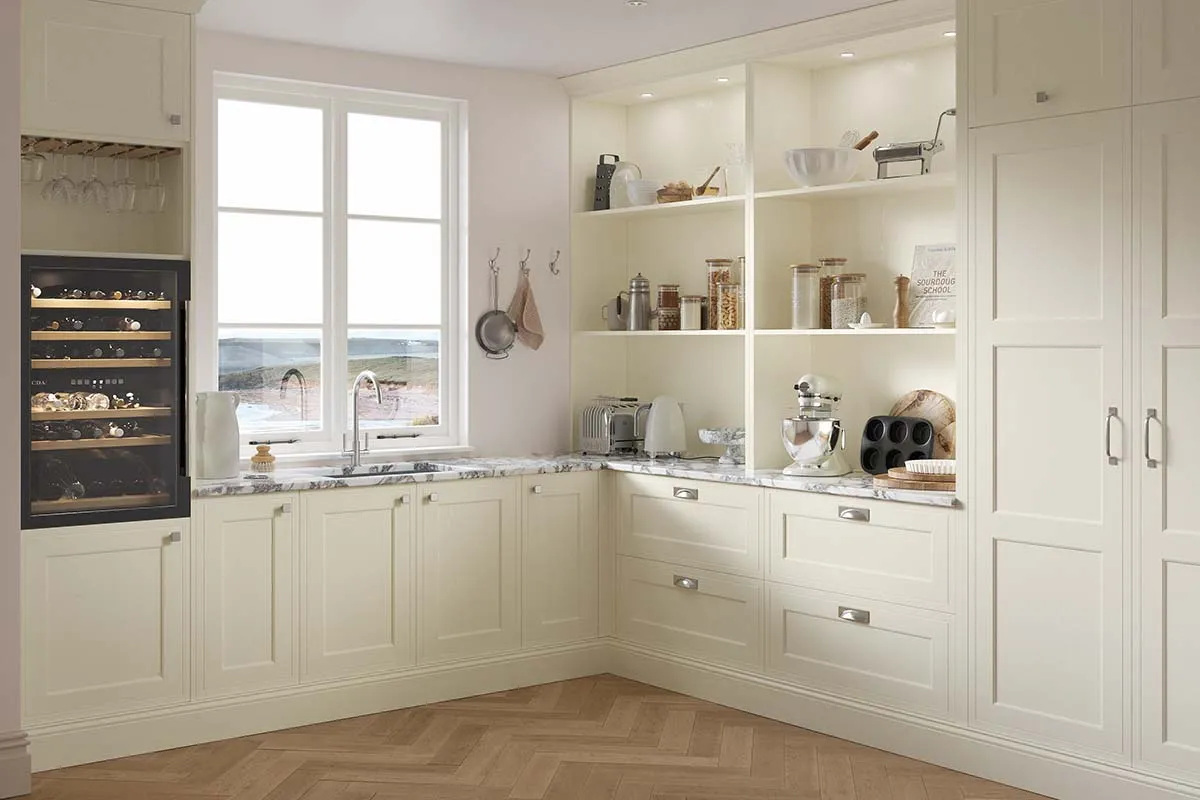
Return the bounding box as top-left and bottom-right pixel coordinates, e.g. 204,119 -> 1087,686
532,485 -> 544,494
427,493 -> 440,503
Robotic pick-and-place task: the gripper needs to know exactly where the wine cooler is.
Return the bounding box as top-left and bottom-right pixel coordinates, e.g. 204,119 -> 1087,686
22,254 -> 190,529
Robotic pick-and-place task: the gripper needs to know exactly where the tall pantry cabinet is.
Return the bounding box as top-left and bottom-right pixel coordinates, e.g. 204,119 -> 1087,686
966,0 -> 1200,776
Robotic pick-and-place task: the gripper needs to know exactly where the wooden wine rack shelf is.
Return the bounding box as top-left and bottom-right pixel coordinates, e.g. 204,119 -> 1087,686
32,358 -> 171,370
31,494 -> 172,514
31,435 -> 172,452
31,407 -> 172,421
31,331 -> 171,341
31,298 -> 172,311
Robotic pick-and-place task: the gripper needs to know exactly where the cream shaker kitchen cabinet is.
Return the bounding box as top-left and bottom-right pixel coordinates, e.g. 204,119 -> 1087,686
1136,98 -> 1200,778
21,0 -> 191,143
1134,1 -> 1200,104
968,0 -> 1131,127
970,110 -> 1129,757
418,478 -> 521,664
301,487 -> 415,681
194,495 -> 298,698
22,520 -> 187,724
522,473 -> 599,647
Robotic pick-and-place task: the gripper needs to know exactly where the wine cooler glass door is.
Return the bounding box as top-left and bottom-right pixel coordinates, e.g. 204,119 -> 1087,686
24,255 -> 190,529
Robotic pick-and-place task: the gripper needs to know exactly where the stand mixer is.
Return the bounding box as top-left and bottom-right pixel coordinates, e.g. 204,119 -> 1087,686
781,374 -> 851,477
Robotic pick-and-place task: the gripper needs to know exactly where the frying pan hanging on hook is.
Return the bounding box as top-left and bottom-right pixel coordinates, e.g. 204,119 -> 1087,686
476,255 -> 516,359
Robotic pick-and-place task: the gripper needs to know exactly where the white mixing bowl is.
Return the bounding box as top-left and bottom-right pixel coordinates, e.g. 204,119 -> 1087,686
783,147 -> 861,187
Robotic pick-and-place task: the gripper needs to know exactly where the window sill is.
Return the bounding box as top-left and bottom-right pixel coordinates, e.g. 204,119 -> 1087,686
247,444 -> 475,470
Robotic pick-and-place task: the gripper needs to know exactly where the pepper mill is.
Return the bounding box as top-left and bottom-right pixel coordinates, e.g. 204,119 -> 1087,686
893,276 -> 911,329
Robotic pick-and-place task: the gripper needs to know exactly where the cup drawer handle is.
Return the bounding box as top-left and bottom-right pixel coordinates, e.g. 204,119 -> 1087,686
838,506 -> 870,523
673,575 -> 700,591
838,606 -> 871,625
673,487 -> 699,501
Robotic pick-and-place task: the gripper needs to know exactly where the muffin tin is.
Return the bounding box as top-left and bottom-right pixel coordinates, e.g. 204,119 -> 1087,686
860,415 -> 934,475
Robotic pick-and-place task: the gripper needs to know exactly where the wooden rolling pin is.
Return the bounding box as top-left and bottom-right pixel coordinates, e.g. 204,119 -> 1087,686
852,130 -> 880,150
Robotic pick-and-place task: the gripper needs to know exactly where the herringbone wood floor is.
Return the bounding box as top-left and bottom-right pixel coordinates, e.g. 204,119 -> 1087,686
31,675 -> 1050,800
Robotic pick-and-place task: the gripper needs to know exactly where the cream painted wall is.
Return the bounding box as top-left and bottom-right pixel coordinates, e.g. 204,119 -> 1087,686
193,32 -> 572,457
0,0 -> 31,795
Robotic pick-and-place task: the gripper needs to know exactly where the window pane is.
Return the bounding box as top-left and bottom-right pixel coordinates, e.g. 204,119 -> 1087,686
218,99 -> 324,212
348,113 -> 442,219
218,212 -> 323,325
348,329 -> 439,429
348,219 -> 441,326
218,328 -> 322,433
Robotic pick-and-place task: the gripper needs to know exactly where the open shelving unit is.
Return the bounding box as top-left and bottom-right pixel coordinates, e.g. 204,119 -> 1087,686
568,17 -> 958,468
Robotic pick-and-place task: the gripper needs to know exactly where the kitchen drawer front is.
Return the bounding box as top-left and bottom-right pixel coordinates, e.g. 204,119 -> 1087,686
617,474 -> 762,577
768,491 -> 951,610
768,583 -> 951,718
616,556 -> 763,671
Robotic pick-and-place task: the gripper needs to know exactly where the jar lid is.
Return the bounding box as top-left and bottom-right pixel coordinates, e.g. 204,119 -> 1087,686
630,273 -> 649,288
789,264 -> 821,273
819,257 -> 848,265
716,282 -> 741,289
705,258 -> 735,266
657,283 -> 680,289
831,272 -> 866,282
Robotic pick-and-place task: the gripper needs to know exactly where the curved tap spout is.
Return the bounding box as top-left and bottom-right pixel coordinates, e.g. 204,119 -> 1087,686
349,370 -> 384,468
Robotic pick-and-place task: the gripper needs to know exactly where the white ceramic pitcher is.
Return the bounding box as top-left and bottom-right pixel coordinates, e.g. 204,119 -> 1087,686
196,391 -> 241,479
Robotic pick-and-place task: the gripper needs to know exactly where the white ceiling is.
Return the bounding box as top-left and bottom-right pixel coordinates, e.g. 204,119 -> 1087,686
197,0 -> 890,78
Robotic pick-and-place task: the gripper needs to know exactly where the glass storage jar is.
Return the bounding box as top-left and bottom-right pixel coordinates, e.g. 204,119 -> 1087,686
830,273 -> 867,329
656,283 -> 680,330
680,295 -> 703,331
818,257 -> 847,328
790,264 -> 821,330
705,258 -> 737,330
716,283 -> 742,330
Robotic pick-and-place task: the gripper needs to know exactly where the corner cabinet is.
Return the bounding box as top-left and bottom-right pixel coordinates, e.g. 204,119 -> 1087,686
418,479 -> 521,664
522,473 -> 599,647
301,487 -> 415,681
21,0 -> 191,143
194,495 -> 298,698
22,521 -> 187,724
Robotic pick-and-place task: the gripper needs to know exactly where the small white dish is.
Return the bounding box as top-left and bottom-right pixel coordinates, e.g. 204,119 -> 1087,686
848,322 -> 888,329
906,459 -> 956,476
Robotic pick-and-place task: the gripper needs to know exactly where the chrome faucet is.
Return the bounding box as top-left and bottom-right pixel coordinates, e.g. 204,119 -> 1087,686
279,368 -> 307,423
348,370 -> 383,469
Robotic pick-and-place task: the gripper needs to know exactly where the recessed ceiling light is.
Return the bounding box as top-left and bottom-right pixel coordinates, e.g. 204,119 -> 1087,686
840,52 -> 855,59
715,77 -> 730,84
943,30 -> 956,38
639,92 -> 654,99
626,0 -> 647,6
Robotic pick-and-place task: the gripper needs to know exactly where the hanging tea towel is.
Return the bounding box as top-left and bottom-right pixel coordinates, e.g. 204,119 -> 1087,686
507,270 -> 545,350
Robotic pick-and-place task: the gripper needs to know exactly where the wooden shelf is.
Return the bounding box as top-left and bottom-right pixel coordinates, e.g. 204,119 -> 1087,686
31,435 -> 172,452
574,194 -> 745,219
754,172 -> 955,202
31,298 -> 172,311
32,358 -> 171,370
31,494 -> 172,514
31,331 -> 171,341
754,327 -> 956,337
575,330 -> 746,337
31,407 -> 173,421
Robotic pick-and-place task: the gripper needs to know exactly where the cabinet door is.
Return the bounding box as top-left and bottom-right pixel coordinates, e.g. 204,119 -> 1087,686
1136,99 -> 1200,777
302,487 -> 415,681
418,479 -> 520,664
522,473 -> 599,647
969,0 -> 1131,127
21,0 -> 190,142
195,495 -> 297,697
23,521 -> 186,723
971,111 -> 1129,756
1134,1 -> 1200,104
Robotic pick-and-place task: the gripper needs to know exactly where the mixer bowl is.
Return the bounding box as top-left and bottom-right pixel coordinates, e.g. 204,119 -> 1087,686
781,417 -> 843,467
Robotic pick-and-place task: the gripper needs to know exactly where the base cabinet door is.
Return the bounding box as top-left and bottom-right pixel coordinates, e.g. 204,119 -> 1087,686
522,473 -> 599,647
22,520 -> 187,723
615,556 -> 763,671
418,478 -> 520,664
195,495 -> 297,697
302,487 -> 415,681
21,0 -> 191,142
1137,97 -> 1200,778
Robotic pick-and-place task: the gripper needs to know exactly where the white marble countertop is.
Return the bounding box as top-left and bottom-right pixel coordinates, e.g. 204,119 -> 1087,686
194,456 -> 959,509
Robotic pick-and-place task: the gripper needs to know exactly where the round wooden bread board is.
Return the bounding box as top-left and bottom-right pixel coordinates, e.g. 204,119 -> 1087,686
887,467 -> 955,483
873,474 -> 957,492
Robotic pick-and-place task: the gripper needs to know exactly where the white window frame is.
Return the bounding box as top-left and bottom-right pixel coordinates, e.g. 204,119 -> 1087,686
211,74 -> 465,457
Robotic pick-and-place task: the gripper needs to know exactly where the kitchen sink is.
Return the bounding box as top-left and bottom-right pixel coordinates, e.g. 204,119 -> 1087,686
315,462 -> 466,479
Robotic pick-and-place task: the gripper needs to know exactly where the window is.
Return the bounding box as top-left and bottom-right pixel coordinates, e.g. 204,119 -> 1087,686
214,77 -> 463,454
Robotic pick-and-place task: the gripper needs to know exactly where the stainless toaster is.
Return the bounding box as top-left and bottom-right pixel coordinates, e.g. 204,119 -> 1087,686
579,398 -> 649,455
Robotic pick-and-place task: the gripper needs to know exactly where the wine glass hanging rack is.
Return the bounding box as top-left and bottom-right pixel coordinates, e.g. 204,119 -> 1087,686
20,135 -> 182,161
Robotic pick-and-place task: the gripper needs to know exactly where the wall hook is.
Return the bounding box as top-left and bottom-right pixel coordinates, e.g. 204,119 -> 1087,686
519,249 -> 532,275
548,250 -> 562,276
488,248 -> 501,274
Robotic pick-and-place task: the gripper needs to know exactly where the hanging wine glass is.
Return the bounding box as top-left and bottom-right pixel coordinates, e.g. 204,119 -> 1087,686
79,154 -> 109,208
142,155 -> 166,213
108,157 -> 138,214
40,153 -> 77,205
20,151 -> 46,184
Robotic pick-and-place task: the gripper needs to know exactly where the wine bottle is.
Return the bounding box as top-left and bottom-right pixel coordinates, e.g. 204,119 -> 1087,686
79,422 -> 106,439
51,316 -> 85,331
58,288 -> 85,300
107,422 -> 126,438
116,317 -> 142,332
87,290 -> 107,300
111,392 -> 141,409
140,344 -> 165,359
34,457 -> 85,501
30,284 -> 42,299
36,316 -> 60,331
124,289 -> 148,301
30,344 -> 60,360
69,344 -> 105,359
121,421 -> 142,437
106,344 -> 127,359
30,423 -> 56,442
53,423 -> 83,440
